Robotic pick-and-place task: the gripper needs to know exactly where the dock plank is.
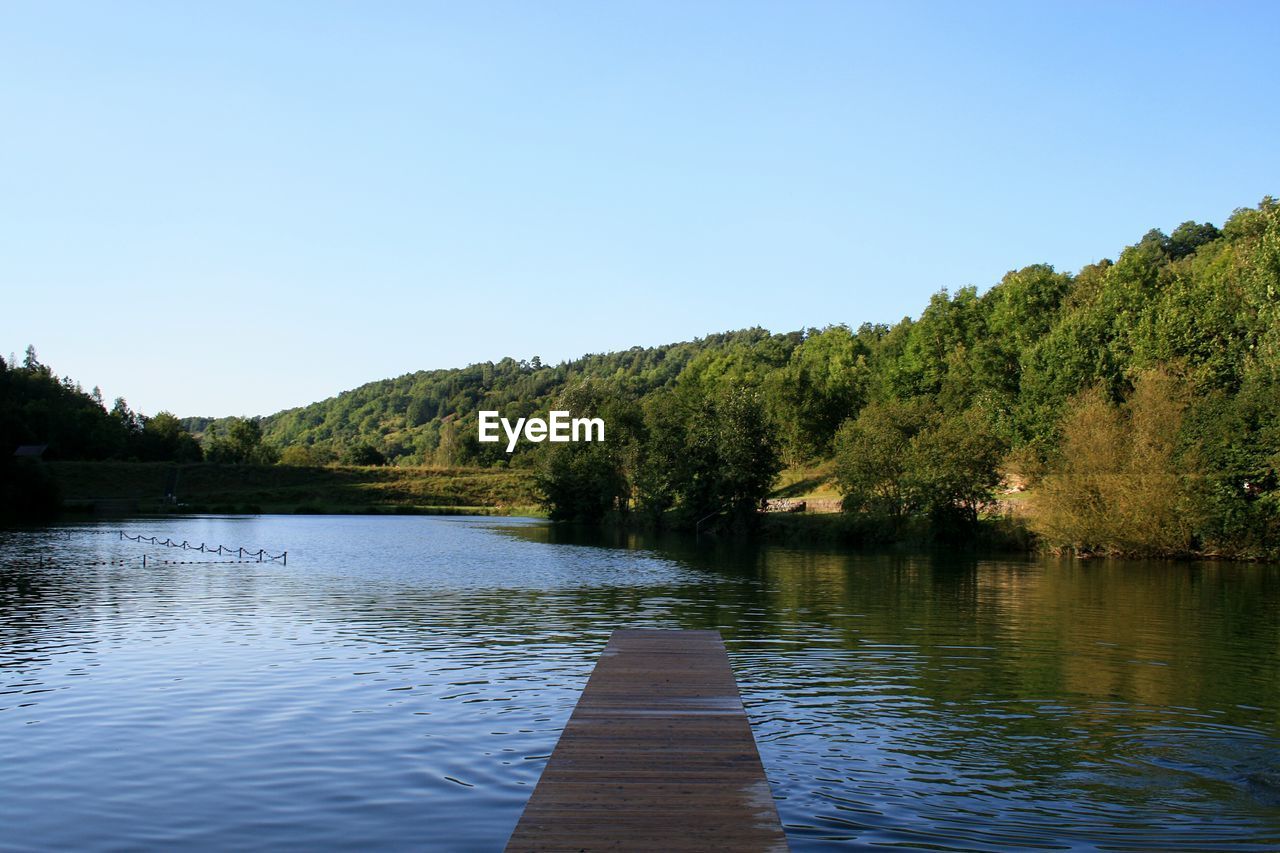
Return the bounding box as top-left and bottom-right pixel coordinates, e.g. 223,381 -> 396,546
506,629 -> 788,852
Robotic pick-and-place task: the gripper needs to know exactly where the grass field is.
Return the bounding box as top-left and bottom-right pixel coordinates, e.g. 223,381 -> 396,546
49,461 -> 542,516
770,460 -> 841,500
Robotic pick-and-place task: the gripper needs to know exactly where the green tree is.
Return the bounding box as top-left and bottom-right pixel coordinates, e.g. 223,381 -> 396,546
671,385 -> 780,528
534,379 -> 638,522
834,399 -> 1003,529
207,417 -> 278,464
833,398 -> 934,518
765,325 -> 870,461
136,411 -> 203,462
536,441 -> 627,523
343,442 -> 387,466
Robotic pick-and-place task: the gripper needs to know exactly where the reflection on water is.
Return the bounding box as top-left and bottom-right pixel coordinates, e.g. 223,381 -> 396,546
1,516 -> 1278,850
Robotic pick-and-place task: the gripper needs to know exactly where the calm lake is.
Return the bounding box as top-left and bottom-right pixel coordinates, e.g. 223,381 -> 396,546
1,515 -> 1278,851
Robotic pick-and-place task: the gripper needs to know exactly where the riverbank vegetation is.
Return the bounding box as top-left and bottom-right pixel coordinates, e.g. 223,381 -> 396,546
538,199 -> 1280,559
45,461 -> 538,516
4,198 -> 1278,557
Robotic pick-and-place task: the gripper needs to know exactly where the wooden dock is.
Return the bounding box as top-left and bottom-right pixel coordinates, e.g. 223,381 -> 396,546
506,629 -> 788,852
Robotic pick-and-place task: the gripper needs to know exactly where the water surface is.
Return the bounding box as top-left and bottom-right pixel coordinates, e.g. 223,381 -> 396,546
1,516 -> 1277,850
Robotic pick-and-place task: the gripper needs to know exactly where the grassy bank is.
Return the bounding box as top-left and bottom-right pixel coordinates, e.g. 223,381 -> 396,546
48,461 -> 541,516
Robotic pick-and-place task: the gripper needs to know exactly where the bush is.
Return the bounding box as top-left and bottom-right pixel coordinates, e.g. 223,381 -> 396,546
833,400 -> 1003,531
1032,368 -> 1203,555
342,443 -> 387,466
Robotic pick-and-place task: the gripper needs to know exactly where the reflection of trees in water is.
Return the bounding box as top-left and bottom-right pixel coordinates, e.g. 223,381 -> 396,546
489,522 -> 1280,818
496,522 -> 1280,719
5,521 -> 1279,828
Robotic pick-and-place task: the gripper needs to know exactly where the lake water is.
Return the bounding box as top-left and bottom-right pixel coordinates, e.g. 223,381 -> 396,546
1,515 -> 1278,851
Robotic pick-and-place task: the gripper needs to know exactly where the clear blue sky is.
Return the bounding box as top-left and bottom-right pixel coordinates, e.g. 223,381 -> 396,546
3,2 -> 1276,417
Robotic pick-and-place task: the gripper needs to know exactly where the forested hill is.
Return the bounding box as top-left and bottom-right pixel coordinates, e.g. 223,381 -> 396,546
6,197 -> 1278,553
178,197 -> 1278,483
182,329 -> 788,467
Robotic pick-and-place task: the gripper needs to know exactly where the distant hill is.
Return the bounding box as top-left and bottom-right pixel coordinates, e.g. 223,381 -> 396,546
175,197 -> 1279,483
182,328 -> 796,467
10,197 -> 1279,555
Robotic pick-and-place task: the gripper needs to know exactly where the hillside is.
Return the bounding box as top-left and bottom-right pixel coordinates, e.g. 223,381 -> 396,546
180,199 -> 1278,482
8,197 -> 1279,555
183,328 -> 790,467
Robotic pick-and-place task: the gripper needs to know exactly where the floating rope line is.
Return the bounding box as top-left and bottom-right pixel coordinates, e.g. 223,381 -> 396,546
8,556 -> 282,569
119,532 -> 287,564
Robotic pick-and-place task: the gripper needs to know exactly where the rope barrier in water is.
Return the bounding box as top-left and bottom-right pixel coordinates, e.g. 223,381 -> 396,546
8,556 -> 278,569
118,531 -> 287,564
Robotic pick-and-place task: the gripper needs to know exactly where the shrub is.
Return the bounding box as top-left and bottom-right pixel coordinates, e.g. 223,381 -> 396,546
1032,368 -> 1203,555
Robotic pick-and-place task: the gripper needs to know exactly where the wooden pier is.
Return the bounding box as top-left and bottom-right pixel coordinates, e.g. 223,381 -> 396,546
506,629 -> 788,852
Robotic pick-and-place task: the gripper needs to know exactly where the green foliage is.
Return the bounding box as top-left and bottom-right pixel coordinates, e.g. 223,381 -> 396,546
627,385 -> 780,529
536,442 -> 628,523
1181,375 -> 1280,556
342,443 -> 387,466
213,328 -> 788,468
534,379 -> 637,523
278,445 -> 331,467
534,379 -> 781,530
833,400 -> 1003,531
10,197 -> 1279,555
0,349 -> 201,463
685,386 -> 782,526
206,417 -> 278,465
766,325 -> 871,461
833,398 -> 929,518
1032,369 -> 1204,555
136,412 -> 203,462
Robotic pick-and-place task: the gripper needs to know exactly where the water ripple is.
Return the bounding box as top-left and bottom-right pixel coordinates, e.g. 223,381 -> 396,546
0,517 -> 1278,850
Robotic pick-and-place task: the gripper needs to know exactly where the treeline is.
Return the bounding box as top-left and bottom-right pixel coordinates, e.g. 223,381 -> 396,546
532,198 -> 1280,557
184,331 -> 775,468
0,348 -> 286,469
0,347 -> 198,516
6,198 -> 1278,556
0,346 -> 201,463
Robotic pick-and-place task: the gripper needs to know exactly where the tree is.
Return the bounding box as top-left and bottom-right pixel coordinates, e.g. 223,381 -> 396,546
342,442 -> 386,466
136,411 -> 203,462
536,441 -> 627,522
712,386 -> 782,523
206,417 -> 278,464
669,385 -> 780,527
1032,368 -> 1203,555
833,399 -> 1003,529
833,398 -> 934,518
902,406 -> 1004,526
534,379 -> 638,523
111,398 -> 143,438
765,325 -> 870,461
1167,220 -> 1222,260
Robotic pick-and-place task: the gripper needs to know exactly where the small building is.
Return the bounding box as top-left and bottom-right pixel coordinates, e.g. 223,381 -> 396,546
13,444 -> 48,459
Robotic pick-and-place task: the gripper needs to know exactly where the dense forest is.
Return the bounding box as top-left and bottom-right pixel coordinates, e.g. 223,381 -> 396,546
4,198 -> 1277,556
